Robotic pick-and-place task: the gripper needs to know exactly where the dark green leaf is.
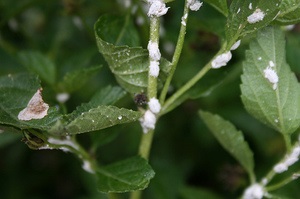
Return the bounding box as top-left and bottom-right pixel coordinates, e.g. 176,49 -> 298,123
89,85 -> 126,106
275,0 -> 300,25
226,0 -> 281,48
97,156 -> 155,193
0,73 -> 61,131
96,14 -> 140,47
18,51 -> 56,86
57,66 -> 102,93
241,27 -> 300,135
50,86 -> 129,135
199,111 -> 255,179
64,105 -> 141,134
88,86 -> 126,146
203,0 -> 228,16
65,86 -> 126,121
94,15 -> 171,94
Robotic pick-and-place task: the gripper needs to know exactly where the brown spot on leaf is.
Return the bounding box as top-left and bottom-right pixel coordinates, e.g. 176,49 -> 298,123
18,88 -> 49,121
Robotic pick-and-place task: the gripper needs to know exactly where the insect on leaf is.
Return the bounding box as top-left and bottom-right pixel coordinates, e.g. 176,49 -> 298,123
241,27 -> 300,135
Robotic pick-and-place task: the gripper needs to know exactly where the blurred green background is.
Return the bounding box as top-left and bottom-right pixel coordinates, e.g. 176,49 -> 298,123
1,0 -> 300,198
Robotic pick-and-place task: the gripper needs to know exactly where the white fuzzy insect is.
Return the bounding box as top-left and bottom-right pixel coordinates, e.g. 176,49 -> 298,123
187,0 -> 203,11
18,88 -> 49,121
211,51 -> 232,69
149,60 -> 160,77
147,0 -> 169,17
249,3 -> 253,10
263,66 -> 278,90
140,110 -> 157,133
82,160 -> 95,173
274,146 -> 300,173
148,40 -> 161,61
148,98 -> 161,114
230,40 -> 241,50
56,92 -> 70,103
181,13 -> 188,26
247,8 -> 265,24
243,183 -> 264,199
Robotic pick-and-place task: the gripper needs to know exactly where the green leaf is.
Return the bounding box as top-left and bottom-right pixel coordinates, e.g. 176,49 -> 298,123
89,85 -> 126,106
50,86 -> 129,135
199,111 -> 255,179
241,27 -> 300,135
66,85 -> 127,120
180,186 -> 223,199
89,86 -> 127,146
203,0 -> 228,16
226,0 -> 281,48
57,66 -> 102,93
18,51 -> 56,86
64,105 -> 141,134
275,0 -> 300,25
96,156 -> 155,193
94,15 -> 171,94
96,14 -> 140,47
0,73 -> 61,131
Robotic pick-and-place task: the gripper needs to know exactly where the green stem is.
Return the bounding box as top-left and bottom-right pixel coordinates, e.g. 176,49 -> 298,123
159,1 -> 189,104
160,60 -> 212,115
147,17 -> 160,99
130,190 -> 142,199
161,39 -> 232,115
139,130 -> 155,159
132,132 -> 153,199
130,12 -> 161,199
283,134 -> 292,152
46,135 -> 98,172
266,173 -> 300,191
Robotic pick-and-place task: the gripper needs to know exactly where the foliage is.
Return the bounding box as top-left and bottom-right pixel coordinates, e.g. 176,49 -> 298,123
1,0 -> 300,199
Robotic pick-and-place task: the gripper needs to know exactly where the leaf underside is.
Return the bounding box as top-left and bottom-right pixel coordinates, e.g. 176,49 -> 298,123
226,0 -> 281,48
94,14 -> 171,94
97,156 -> 155,193
199,111 -> 254,178
241,27 -> 300,135
0,73 -> 61,131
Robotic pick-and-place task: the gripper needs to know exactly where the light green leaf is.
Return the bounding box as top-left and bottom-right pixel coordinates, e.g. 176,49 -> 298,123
88,86 -> 126,146
50,86 -> 129,135
57,66 -> 102,93
241,27 -> 300,135
275,0 -> 300,25
64,105 -> 141,134
94,15 -> 171,94
89,85 -> 126,106
65,85 -> 126,120
180,186 -> 222,199
0,73 -> 61,131
199,111 -> 255,179
203,0 -> 228,16
95,14 -> 140,47
226,0 -> 281,48
97,156 -> 155,193
18,51 -> 56,85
